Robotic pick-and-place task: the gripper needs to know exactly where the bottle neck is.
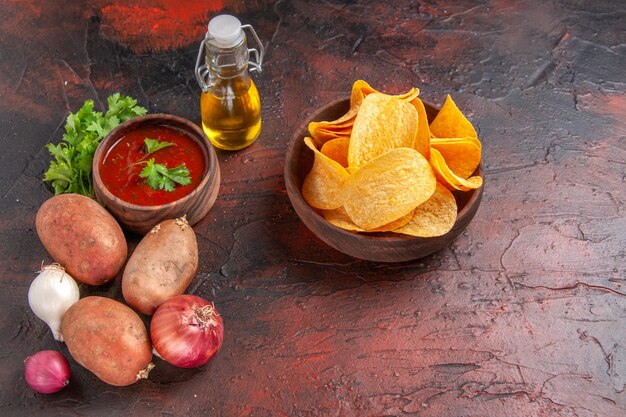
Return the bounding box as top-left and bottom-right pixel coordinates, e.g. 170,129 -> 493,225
205,37 -> 249,79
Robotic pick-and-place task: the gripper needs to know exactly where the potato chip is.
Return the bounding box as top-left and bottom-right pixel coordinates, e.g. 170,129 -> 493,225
372,209 -> 415,232
302,137 -> 350,210
350,79 -> 378,108
402,89 -> 421,101
348,93 -> 418,169
409,97 -> 431,160
431,137 -> 481,179
431,135 -> 481,150
310,128 -> 350,148
429,94 -> 477,139
350,80 -> 420,108
312,119 -> 354,131
308,106 -> 357,148
343,147 -> 436,230
323,207 -> 363,232
394,183 -> 457,237
308,107 -> 357,134
430,148 -> 482,191
324,206 -> 415,233
321,136 -> 350,167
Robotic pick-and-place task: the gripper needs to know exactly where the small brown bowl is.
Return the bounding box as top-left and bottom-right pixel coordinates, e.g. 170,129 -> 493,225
284,98 -> 483,262
93,114 -> 220,234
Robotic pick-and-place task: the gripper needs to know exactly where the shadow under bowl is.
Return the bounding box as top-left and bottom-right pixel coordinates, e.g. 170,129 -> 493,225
284,97 -> 483,262
93,114 -> 220,234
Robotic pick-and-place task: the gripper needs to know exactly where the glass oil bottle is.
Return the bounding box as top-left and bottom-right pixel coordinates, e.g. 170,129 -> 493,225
195,15 -> 264,151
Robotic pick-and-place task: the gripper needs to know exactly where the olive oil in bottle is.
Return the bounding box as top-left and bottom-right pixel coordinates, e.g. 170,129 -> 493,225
195,15 -> 264,151
200,75 -> 261,151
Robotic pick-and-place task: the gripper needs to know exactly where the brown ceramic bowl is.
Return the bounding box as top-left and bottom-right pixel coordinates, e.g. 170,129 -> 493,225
284,98 -> 483,262
93,114 -> 220,234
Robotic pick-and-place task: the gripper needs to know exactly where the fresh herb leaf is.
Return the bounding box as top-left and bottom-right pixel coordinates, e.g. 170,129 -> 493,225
43,94 -> 147,197
144,138 -> 175,156
139,158 -> 191,192
105,93 -> 147,127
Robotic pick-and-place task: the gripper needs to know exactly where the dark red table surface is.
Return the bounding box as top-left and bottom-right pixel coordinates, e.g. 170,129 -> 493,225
1,1 -> 624,416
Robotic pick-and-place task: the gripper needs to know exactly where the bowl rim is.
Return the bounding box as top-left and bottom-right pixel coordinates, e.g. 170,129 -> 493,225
284,96 -> 484,244
92,113 -> 218,211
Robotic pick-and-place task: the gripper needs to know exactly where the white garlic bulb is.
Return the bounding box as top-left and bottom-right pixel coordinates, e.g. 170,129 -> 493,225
28,264 -> 80,342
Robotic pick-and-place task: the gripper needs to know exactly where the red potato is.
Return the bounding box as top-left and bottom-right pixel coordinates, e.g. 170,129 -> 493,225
61,296 -> 153,386
122,217 -> 198,315
36,193 -> 127,285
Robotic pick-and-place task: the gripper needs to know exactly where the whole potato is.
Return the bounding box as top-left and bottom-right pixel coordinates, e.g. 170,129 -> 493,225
36,193 -> 127,285
61,296 -> 153,386
122,216 -> 198,315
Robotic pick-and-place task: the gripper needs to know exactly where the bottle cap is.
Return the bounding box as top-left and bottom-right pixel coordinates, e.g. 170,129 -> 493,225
207,15 -> 244,48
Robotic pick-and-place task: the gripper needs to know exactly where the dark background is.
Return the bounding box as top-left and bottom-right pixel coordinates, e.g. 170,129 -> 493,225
1,1 -> 624,416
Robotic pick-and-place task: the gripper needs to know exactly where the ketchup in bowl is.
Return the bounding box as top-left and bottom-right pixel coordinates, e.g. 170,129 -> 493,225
99,125 -> 206,206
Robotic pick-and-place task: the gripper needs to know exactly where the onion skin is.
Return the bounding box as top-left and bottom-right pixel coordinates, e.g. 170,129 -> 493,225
24,350 -> 70,394
151,294 -> 224,368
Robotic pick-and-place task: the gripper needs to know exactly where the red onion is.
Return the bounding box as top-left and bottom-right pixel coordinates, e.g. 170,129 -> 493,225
151,294 -> 224,368
24,350 -> 70,394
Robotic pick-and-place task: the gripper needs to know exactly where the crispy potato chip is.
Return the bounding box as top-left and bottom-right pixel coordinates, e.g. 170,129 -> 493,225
324,207 -> 414,233
323,207 -> 363,232
321,136 -> 350,167
319,125 -> 353,136
310,129 -> 350,149
308,107 -> 357,148
350,80 -> 378,108
302,137 -> 350,210
431,136 -> 481,150
308,107 -> 357,133
430,148 -> 482,191
350,80 -> 420,108
346,166 -> 359,175
429,95 -> 477,139
343,147 -> 436,230
409,97 -> 431,160
394,183 -> 457,237
372,209 -> 415,232
431,137 -> 481,179
386,87 -> 421,103
348,93 -> 418,169
309,121 -> 354,139
313,119 -> 354,131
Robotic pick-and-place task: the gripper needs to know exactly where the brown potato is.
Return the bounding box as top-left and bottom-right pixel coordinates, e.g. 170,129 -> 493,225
61,296 -> 153,386
36,193 -> 127,285
122,216 -> 198,315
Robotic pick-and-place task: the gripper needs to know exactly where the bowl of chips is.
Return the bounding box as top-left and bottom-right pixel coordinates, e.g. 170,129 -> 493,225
284,80 -> 484,262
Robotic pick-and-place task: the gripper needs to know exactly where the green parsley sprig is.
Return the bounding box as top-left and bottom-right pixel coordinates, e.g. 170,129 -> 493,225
144,138 -> 174,156
134,138 -> 191,192
139,159 -> 191,192
43,93 -> 147,196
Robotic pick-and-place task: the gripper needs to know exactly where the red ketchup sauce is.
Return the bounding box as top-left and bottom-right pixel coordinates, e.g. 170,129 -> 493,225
100,125 -> 206,206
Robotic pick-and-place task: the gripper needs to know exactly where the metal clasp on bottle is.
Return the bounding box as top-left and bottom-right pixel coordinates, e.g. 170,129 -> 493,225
194,24 -> 265,93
